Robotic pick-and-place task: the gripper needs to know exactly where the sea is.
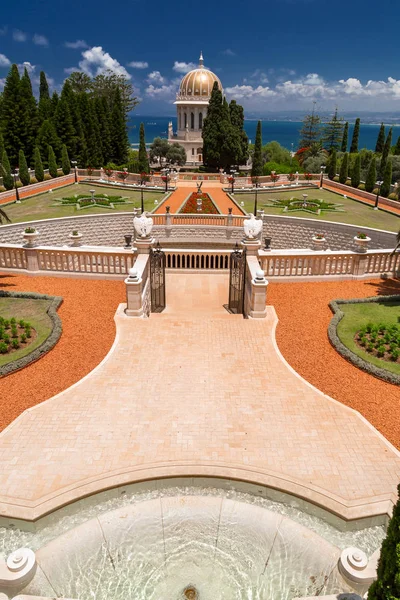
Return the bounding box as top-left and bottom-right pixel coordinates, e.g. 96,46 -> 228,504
128,116 -> 400,151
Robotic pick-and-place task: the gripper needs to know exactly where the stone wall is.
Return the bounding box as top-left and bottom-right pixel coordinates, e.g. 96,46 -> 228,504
0,213 -> 396,250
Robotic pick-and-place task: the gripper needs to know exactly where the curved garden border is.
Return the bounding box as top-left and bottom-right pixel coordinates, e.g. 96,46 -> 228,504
328,294 -> 400,386
0,291 -> 63,377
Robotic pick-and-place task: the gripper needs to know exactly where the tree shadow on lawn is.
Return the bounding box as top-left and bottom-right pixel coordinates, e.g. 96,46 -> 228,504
0,274 -> 17,288
364,277 -> 400,297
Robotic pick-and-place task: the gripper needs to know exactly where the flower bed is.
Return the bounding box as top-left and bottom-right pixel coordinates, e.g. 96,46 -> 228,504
355,323 -> 400,363
0,316 -> 35,355
179,193 -> 219,214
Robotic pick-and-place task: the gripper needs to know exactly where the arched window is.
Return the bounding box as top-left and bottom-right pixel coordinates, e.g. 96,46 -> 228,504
184,113 -> 187,128
199,112 -> 203,129
191,112 -> 195,129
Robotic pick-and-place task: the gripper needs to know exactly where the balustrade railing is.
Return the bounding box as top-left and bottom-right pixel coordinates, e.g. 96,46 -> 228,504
0,245 -> 27,270
37,247 -> 136,274
164,248 -> 230,270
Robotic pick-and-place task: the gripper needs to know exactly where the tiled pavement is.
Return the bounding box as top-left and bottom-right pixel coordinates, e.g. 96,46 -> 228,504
0,273 -> 399,521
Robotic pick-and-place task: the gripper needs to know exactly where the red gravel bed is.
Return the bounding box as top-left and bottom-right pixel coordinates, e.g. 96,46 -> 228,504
268,278 -> 400,449
0,273 -> 125,431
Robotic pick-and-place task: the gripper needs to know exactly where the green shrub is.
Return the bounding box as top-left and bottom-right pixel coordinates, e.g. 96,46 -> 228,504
20,333 -> 26,343
11,338 -> 19,349
333,176 -> 340,182
360,336 -> 367,347
391,349 -> 399,361
367,342 -> 374,352
388,192 -> 398,200
0,342 -> 8,354
0,186 -> 5,193
0,328 -> 4,339
3,319 -> 10,330
25,327 -> 31,338
345,178 -> 352,185
11,328 -> 18,339
3,334 -> 10,344
44,173 -> 52,181
358,183 -> 366,190
30,177 -> 38,185
19,319 -> 25,327
10,317 -> 16,325
377,345 -> 385,357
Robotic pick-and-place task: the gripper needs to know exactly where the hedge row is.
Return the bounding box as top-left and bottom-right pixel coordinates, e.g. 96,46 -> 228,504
0,291 -> 63,377
328,295 -> 400,386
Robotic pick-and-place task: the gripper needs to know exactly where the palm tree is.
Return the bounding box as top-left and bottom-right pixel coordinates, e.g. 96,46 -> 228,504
0,207 -> 11,225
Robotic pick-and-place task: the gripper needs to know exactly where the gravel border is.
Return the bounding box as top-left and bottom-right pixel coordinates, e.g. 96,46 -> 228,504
328,295 -> 400,386
0,291 -> 63,377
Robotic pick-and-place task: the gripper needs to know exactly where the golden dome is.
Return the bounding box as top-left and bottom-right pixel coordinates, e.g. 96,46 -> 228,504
178,53 -> 222,98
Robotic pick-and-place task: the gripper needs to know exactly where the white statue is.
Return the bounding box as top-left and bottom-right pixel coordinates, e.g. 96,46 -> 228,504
243,213 -> 262,239
134,212 -> 153,238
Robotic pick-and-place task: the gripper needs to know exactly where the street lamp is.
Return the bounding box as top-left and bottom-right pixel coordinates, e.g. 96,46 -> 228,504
161,168 -> 170,193
228,174 -> 235,194
319,165 -> 326,189
71,160 -> 78,184
12,168 -> 20,203
252,176 -> 259,215
140,172 -> 147,214
374,180 -> 383,210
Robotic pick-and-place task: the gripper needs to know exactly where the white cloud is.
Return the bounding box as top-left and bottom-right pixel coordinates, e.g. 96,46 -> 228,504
127,61 -> 148,69
65,39 -> 88,49
0,54 -> 10,67
64,66 -> 80,75
0,78 -> 5,90
222,49 -> 236,56
78,46 -> 131,78
18,61 -> 36,75
173,61 -> 196,74
225,84 -> 277,99
13,29 -> 27,42
147,70 -> 165,84
33,34 -> 49,46
145,83 -> 177,99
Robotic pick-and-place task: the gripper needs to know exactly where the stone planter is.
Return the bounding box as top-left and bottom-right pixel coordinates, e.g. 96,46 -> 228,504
22,231 -> 39,247
69,233 -> 83,247
312,236 -> 326,250
354,235 -> 371,252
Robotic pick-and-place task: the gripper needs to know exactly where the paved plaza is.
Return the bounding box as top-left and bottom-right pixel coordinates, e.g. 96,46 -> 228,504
0,273 -> 399,522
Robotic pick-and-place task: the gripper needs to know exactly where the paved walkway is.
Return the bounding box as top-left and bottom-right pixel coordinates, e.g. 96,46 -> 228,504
0,273 -> 399,522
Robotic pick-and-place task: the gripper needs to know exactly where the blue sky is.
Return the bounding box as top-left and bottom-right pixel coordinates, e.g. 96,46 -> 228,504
0,0 -> 399,117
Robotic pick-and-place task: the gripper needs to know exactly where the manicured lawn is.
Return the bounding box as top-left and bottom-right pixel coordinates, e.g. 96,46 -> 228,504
337,300 -> 400,376
0,297 -> 53,367
235,188 -> 400,232
2,184 -> 166,224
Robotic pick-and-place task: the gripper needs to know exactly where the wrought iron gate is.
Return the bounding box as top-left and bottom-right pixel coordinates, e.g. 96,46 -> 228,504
228,244 -> 246,315
150,243 -> 166,313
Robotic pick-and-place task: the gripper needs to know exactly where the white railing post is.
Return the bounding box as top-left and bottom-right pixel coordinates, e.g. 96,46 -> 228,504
125,254 -> 150,317
25,248 -> 40,272
244,255 -> 268,318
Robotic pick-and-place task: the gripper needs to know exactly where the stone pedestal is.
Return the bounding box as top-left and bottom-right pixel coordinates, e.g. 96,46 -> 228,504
353,252 -> 368,277
135,237 -> 155,254
25,248 -> 39,272
248,270 -> 269,319
241,238 -> 261,256
125,269 -> 144,317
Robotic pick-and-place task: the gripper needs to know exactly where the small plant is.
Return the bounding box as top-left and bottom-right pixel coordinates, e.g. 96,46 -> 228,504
19,319 -> 25,327
0,327 -> 4,339
20,333 -> 27,343
10,317 -> 16,325
377,345 -> 386,357
314,233 -> 325,240
3,319 -> 10,330
367,342 -> 374,352
24,227 -> 36,234
356,232 -> 367,239
360,336 -> 367,347
72,230 -> 80,236
3,334 -> 10,344
391,349 -> 399,361
0,342 -> 8,354
25,326 -> 31,338
11,338 -> 19,349
11,327 -> 18,339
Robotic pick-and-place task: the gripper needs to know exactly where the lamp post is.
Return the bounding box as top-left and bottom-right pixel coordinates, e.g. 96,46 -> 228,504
71,160 -> 78,184
162,168 -> 170,193
252,176 -> 259,215
228,174 -> 235,194
12,168 -> 20,203
140,172 -> 147,214
319,165 -> 326,189
374,180 -> 383,210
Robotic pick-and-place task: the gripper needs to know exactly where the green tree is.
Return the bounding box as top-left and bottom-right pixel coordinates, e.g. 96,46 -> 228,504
0,132 -> 5,165
19,67 -> 38,164
61,80 -> 87,166
394,136 -> 400,156
138,122 -> 149,173
149,137 -> 170,166
39,70 -> 50,101
351,153 -> 361,188
33,146 -> 44,182
251,121 -> 263,177
66,71 -> 92,94
202,82 -> 224,169
368,483 -> 400,600
91,69 -> 139,118
1,64 -> 22,167
1,150 -> 13,190
38,71 -> 52,122
166,142 -> 186,166
322,108 -> 344,152
109,88 -> 128,164
50,91 -> 59,119
220,97 -> 240,170
78,94 -> 103,166
229,99 -> 249,166
18,149 -> 30,185
380,159 -> 392,198
61,144 -> 71,175
54,96 -> 75,157
380,127 -> 392,179
341,122 -> 349,152
365,156 -> 376,193
328,148 -> 337,180
36,120 -> 61,165
95,97 -> 112,164
262,141 -> 292,165
339,152 -> 349,184
350,118 -> 360,153
375,123 -> 385,153
48,145 -> 58,178
298,102 -> 321,148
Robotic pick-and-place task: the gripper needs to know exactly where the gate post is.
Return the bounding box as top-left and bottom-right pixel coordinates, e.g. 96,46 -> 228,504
241,238 -> 261,256
245,255 -> 269,319
135,237 -> 155,254
125,255 -> 150,317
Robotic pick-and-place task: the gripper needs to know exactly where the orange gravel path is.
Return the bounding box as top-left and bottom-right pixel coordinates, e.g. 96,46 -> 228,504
155,186 -> 243,215
0,175 -> 85,205
0,273 -> 125,430
323,183 -> 400,217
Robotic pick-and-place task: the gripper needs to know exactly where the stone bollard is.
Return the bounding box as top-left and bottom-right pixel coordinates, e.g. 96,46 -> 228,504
125,267 -> 144,317
0,548 -> 37,592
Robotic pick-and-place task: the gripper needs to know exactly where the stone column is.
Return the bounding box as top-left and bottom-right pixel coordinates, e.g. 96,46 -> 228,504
245,255 -> 269,319
125,254 -> 150,317
25,248 -> 40,272
353,252 -> 368,277
241,238 -> 261,256
135,236 -> 155,254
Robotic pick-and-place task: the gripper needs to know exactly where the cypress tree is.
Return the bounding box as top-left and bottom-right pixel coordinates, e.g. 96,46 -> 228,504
39,70 -> 50,101
229,99 -> 249,166
0,132 -> 4,165
33,146 -> 44,182
365,157 -> 376,193
78,94 -> 103,166
54,97 -> 75,158
368,484 -> 400,600
61,144 -> 71,175
350,118 -> 360,153
380,127 -> 392,178
48,145 -> 58,178
94,97 -> 112,164
341,122 -> 349,152
328,149 -> 337,180
351,153 -> 361,188
36,120 -> 61,166
1,64 -> 22,167
50,90 -> 59,119
61,81 -> 87,166
38,71 -> 52,123
339,152 -> 349,184
394,136 -> 400,156
19,68 -> 38,164
110,88 -> 128,164
380,160 -> 392,198
18,149 -> 30,185
251,121 -> 263,177
220,97 -> 239,171
1,150 -> 13,190
375,123 -> 385,153
138,122 -> 149,173
202,81 -> 224,169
